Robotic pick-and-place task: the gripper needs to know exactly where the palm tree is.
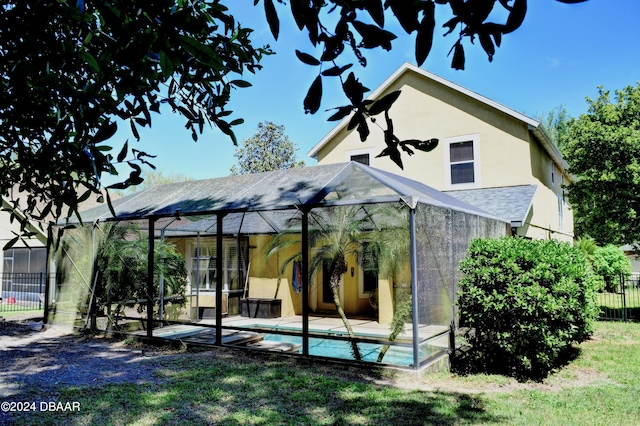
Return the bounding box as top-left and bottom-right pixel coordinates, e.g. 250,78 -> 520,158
92,223 -> 187,329
358,205 -> 413,363
267,205 -> 382,361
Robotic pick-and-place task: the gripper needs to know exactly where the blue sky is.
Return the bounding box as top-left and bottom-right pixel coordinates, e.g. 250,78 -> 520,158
109,1 -> 640,183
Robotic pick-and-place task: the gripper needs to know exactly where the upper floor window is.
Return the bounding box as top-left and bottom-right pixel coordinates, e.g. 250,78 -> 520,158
350,153 -> 370,166
346,148 -> 375,167
444,134 -> 481,189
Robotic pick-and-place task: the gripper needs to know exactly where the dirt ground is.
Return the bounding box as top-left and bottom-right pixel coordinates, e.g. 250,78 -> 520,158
0,317 -> 609,405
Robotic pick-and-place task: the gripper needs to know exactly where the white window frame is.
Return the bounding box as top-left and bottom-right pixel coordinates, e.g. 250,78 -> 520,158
551,161 -> 556,188
444,134 -> 481,190
557,194 -> 564,232
188,239 -> 245,292
345,148 -> 376,167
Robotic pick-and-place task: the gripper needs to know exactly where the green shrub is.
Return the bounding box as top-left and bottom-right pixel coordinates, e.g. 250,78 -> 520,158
592,244 -> 631,292
457,237 -> 599,380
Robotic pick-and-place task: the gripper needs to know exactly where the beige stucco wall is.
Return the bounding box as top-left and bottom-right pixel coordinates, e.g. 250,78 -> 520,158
179,233 -> 394,323
315,69 -> 574,242
0,207 -> 47,277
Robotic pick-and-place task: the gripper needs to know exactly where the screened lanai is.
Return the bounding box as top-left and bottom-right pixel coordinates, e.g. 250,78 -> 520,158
49,162 -> 508,369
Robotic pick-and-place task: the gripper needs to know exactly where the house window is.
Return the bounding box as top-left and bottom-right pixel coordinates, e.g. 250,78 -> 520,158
450,141 -> 475,184
190,239 -> 246,291
551,162 -> 556,187
2,248 -> 47,274
558,195 -> 564,232
350,153 -> 370,166
445,134 -> 480,188
346,148 -> 375,167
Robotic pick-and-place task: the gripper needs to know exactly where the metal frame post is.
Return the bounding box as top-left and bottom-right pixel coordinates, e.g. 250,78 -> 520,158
410,207 -> 420,370
146,218 -> 156,338
215,213 -> 225,346
302,208 -> 310,356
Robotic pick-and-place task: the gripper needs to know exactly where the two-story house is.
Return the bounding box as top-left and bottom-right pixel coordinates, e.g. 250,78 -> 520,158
309,63 -> 572,242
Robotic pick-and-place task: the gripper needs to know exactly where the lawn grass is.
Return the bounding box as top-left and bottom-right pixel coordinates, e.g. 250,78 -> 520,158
10,322 -> 640,425
0,306 -> 43,318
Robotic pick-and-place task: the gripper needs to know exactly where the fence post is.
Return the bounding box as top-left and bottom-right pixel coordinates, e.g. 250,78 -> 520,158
39,273 -> 43,309
621,274 -> 627,322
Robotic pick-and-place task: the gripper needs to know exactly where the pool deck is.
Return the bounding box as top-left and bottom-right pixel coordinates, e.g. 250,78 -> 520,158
133,315 -> 448,352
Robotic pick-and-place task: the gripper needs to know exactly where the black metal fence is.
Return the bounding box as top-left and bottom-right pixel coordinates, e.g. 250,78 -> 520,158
598,273 -> 640,322
0,272 -> 47,313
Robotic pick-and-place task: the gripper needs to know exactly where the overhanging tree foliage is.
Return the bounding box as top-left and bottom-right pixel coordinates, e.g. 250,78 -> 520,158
230,121 -> 305,175
562,84 -> 640,245
1,0 -> 270,246
1,0 -> 587,245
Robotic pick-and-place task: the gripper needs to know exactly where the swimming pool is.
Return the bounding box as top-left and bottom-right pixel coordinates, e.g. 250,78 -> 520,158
263,333 -> 417,366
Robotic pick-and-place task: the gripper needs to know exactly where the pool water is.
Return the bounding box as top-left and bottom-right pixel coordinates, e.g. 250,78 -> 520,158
263,333 -> 415,366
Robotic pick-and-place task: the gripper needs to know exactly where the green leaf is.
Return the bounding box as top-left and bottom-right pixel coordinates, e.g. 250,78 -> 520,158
504,0 -> 527,34
384,0 -> 422,34
352,21 -> 397,50
364,0 -> 385,27
303,75 -> 322,115
451,41 -> 465,70
327,106 -> 353,121
3,235 -> 20,250
79,51 -> 100,72
295,50 -> 321,66
368,91 -> 401,116
479,31 -> 495,62
117,141 -> 128,162
93,121 -> 117,143
290,0 -> 306,30
230,80 -> 252,88
159,50 -> 175,77
264,0 -> 280,40
179,36 -> 224,70
321,64 -> 353,77
130,119 -> 140,141
415,2 -> 434,66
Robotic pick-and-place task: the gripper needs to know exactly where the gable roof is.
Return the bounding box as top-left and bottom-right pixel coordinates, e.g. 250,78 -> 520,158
307,62 -> 567,171
445,185 -> 537,227
70,162 -> 505,235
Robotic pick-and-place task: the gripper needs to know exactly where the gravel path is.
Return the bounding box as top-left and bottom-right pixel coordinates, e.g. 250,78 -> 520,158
0,320 -> 179,399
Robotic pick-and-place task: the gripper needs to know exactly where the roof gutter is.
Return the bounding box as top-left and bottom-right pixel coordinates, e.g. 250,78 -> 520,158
528,124 -> 573,177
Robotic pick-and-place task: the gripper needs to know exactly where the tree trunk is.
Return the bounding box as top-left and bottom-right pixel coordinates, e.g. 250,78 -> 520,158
330,267 -> 362,361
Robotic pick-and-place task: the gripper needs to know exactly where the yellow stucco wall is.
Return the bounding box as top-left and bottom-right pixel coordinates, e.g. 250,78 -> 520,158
178,233 -> 395,323
315,67 -> 573,241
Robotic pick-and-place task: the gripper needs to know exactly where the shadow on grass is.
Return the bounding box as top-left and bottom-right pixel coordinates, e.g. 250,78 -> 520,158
451,342 -> 582,383
598,306 -> 640,321
1,336 -> 508,426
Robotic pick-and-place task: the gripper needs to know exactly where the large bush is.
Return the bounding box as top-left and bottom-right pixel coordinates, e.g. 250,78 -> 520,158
592,244 -> 632,292
457,237 -> 599,380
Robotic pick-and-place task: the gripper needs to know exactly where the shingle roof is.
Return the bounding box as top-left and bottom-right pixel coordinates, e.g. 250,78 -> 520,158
445,185 -> 537,226
67,162 -> 506,235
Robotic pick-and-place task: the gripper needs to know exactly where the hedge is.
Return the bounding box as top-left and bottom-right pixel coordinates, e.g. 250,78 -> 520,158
456,237 -> 599,380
